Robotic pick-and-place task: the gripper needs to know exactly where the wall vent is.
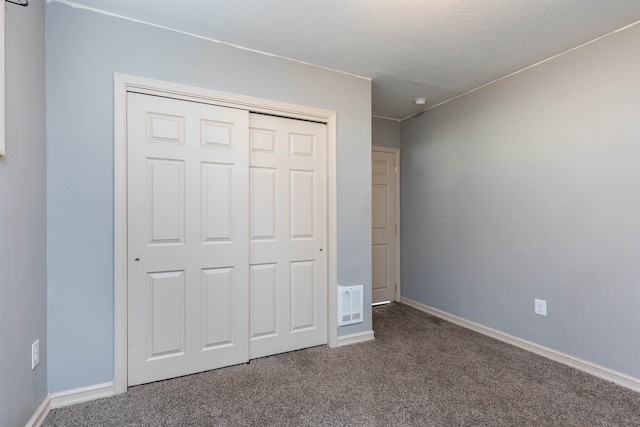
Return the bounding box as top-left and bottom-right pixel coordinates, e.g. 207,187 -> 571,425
338,285 -> 363,326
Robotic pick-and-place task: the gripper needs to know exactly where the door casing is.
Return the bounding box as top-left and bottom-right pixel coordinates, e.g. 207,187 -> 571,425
114,73 -> 339,394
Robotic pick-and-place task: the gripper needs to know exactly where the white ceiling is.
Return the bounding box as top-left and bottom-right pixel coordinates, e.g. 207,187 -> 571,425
59,0 -> 640,120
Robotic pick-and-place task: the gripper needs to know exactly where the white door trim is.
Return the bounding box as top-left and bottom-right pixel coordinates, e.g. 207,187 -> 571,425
371,146 -> 401,301
114,73 -> 339,394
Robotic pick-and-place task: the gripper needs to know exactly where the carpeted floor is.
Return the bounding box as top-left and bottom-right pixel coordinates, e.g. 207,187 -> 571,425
43,303 -> 640,426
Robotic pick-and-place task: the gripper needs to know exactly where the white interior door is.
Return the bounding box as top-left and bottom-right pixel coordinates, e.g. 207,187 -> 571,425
372,147 -> 399,304
127,93 -> 250,386
248,114 -> 327,358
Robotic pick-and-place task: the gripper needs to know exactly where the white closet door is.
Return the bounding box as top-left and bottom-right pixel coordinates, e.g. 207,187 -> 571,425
127,93 -> 249,386
248,114 -> 327,358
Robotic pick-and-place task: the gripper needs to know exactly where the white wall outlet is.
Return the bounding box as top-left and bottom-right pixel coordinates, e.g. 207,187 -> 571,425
534,299 -> 547,316
31,339 -> 40,370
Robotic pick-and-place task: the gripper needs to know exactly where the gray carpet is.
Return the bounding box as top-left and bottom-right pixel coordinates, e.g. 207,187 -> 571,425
43,303 -> 640,426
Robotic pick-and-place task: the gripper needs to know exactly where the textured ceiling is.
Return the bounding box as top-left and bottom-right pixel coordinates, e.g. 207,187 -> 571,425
57,0 -> 640,120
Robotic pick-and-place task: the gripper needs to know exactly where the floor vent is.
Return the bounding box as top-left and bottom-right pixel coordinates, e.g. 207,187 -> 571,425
338,285 -> 364,326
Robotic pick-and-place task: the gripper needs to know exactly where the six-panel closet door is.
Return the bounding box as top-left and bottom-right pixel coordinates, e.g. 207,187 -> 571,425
127,93 -> 251,386
249,114 -> 327,359
126,93 -> 327,386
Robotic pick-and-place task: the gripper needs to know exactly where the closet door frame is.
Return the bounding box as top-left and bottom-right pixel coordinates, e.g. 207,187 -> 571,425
113,73 -> 338,395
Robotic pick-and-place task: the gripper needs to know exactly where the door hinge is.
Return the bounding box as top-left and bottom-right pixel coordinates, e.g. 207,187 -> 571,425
394,166 -> 398,174
394,225 -> 398,234
394,283 -> 398,293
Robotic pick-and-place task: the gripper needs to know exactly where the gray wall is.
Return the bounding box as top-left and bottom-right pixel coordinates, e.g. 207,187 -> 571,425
401,24 -> 640,378
0,1 -> 48,425
46,3 -> 372,393
372,117 -> 401,149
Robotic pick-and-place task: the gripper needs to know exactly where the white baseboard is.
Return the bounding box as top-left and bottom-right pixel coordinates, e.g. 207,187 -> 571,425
336,330 -> 375,347
50,382 -> 115,409
25,395 -> 51,427
400,297 -> 640,393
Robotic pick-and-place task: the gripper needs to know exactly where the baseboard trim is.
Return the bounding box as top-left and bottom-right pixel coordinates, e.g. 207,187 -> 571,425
25,395 -> 51,427
400,297 -> 640,393
50,382 -> 115,409
336,330 -> 375,347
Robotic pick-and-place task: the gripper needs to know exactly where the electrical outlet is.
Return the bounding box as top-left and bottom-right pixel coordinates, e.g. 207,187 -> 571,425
534,299 -> 547,316
31,339 -> 40,370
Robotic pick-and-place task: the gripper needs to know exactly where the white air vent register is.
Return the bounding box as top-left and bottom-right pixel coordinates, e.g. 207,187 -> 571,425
338,285 -> 363,326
